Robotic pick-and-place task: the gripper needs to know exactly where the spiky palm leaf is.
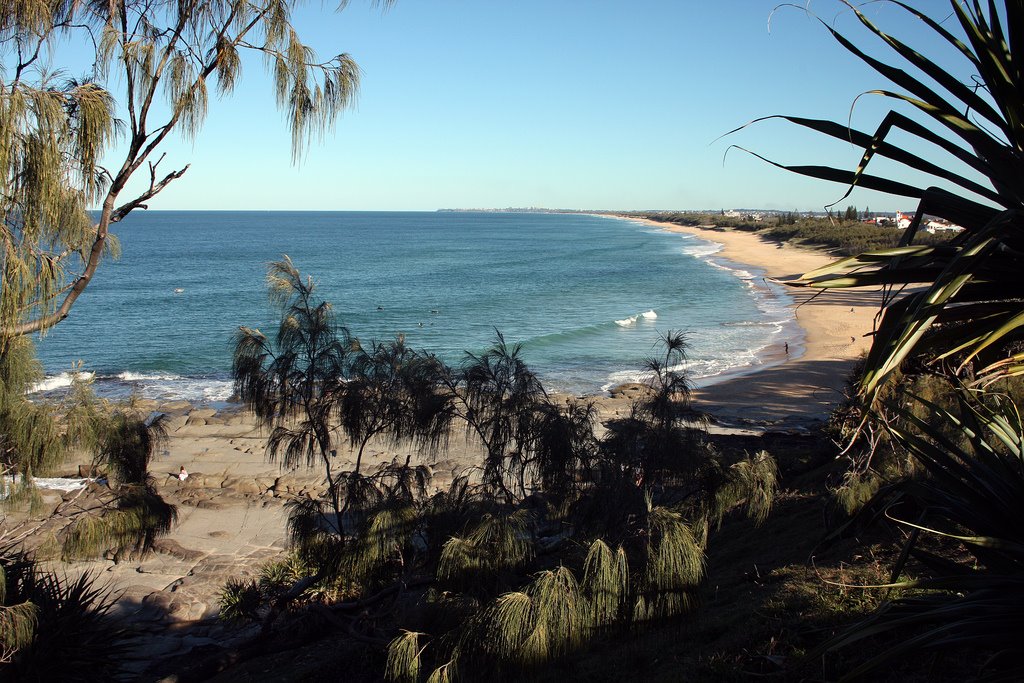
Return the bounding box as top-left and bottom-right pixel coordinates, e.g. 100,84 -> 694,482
752,1 -> 1024,397
218,578 -> 263,624
818,387 -> 1024,679
1,545 -> 127,679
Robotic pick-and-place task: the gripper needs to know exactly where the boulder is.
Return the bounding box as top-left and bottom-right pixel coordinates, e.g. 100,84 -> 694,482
151,539 -> 206,562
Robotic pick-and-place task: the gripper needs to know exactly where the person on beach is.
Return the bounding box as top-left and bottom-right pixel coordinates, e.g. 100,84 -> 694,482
179,466 -> 189,481
784,342 -> 789,355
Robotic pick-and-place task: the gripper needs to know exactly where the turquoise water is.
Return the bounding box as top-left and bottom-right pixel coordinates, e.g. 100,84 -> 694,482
32,212 -> 799,403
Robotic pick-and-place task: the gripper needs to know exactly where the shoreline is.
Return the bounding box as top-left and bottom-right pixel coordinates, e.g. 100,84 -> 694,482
12,217 -> 887,673
614,216 -> 880,427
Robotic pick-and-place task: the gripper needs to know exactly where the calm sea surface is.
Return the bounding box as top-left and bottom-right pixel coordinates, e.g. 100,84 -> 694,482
32,212 -> 800,403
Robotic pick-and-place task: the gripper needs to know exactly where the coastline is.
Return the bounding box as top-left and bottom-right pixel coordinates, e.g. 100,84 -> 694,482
617,216 -> 880,427
12,216 -> 887,674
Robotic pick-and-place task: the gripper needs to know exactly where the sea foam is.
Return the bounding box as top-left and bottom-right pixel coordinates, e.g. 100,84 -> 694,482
29,371 -> 94,394
615,310 -> 657,327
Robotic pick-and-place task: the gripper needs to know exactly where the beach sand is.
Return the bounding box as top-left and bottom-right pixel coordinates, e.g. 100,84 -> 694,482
626,217 -> 882,428
20,219 -> 885,674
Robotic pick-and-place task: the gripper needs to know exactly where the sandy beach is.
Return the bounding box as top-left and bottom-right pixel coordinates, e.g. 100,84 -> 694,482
627,217 -> 882,428
15,219 -> 885,676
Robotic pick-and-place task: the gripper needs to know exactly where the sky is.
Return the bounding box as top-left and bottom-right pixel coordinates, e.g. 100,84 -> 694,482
54,1 -> 980,212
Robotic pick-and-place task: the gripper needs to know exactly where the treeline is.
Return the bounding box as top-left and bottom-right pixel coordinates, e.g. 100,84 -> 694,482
634,211 -> 950,257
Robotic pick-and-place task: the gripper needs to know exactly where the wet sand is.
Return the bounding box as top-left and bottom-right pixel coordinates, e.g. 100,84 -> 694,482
623,217 -> 881,427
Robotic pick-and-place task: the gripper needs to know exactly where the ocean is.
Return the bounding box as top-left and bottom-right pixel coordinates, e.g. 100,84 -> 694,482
31,212 -> 801,404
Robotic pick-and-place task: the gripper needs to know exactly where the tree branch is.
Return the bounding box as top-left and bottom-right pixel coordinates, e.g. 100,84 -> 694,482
110,160 -> 190,223
9,163 -> 187,336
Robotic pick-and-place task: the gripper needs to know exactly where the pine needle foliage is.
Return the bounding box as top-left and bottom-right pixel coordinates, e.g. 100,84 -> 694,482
710,450 -> 780,527
529,564 -> 588,654
0,338 -> 64,475
636,505 -> 706,621
95,411 -> 166,487
234,256 -> 352,522
438,510 -> 533,591
0,601 -> 37,665
0,472 -> 43,514
59,410 -> 176,560
1,0 -> 376,340
57,368 -> 116,460
406,521 -> 704,681
227,312 -> 776,678
0,340 -> 120,479
385,630 -> 426,683
581,539 -> 629,628
832,469 -> 885,517
237,259 -> 456,528
452,331 -> 547,499
601,331 -> 707,487
340,338 -> 456,475
441,569 -> 592,676
60,487 -> 177,560
349,504 -> 419,582
527,398 -> 598,496
424,660 -> 455,683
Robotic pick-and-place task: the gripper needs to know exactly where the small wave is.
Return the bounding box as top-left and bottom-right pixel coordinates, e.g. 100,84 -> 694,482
723,320 -> 788,328
32,371 -> 236,405
615,309 -> 659,327
117,374 -> 235,403
117,371 -> 182,382
600,360 -> 697,392
30,371 -> 95,393
1,476 -> 91,500
202,381 -> 235,402
681,243 -> 723,258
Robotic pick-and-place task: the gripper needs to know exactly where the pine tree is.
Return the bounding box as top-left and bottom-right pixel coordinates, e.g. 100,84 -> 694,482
1,0 -> 378,341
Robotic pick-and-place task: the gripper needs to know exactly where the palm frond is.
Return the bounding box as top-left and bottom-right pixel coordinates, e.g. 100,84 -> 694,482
817,386 -> 1024,679
751,1 -> 1024,397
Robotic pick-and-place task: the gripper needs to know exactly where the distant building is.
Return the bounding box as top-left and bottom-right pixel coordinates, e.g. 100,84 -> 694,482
925,220 -> 964,234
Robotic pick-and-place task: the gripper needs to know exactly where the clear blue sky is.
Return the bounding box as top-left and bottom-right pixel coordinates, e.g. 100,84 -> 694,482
84,1 -> 971,212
